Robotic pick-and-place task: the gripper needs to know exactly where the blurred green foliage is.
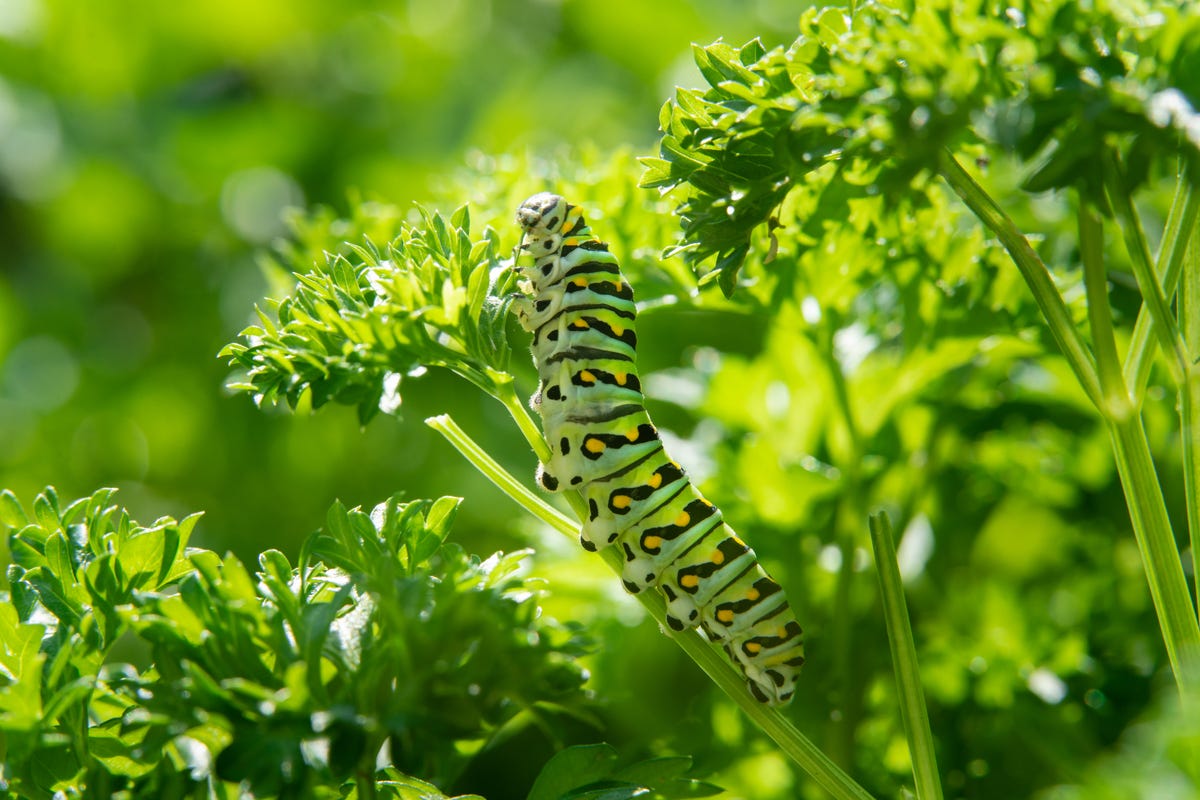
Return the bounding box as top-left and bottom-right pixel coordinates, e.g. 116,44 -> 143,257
4,1 -> 1200,799
0,0 -> 797,559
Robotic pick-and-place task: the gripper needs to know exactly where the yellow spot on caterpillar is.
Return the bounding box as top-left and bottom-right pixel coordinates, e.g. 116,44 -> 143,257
610,324 -> 625,336
585,438 -> 606,454
710,548 -> 725,565
777,627 -> 788,639
647,472 -> 662,489
611,494 -> 632,509
746,587 -> 760,601
615,280 -> 625,292
579,370 -> 596,384
615,371 -> 628,385
675,510 -> 691,527
643,535 -> 662,549
731,535 -> 745,546
572,318 -> 590,329
625,428 -> 641,442
680,574 -> 700,588
745,641 -> 763,654
717,609 -> 734,623
572,277 -> 588,288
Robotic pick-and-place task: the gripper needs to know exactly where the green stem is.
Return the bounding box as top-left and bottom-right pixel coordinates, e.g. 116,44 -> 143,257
936,150 -> 1105,409
493,378 -> 592,522
356,765 -> 378,800
1077,200 -> 1133,421
1181,229 -> 1200,616
1102,148 -> 1190,387
1107,415 -> 1200,707
495,376 -> 553,464
820,322 -> 867,767
426,412 -> 877,800
1183,368 -> 1200,618
939,148 -> 1200,705
1105,150 -> 1200,638
1122,176 -> 1199,399
868,512 -> 943,800
426,414 -> 579,535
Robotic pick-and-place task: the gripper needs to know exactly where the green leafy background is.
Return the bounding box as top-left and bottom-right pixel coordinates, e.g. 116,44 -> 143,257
3,1 -> 1199,799
0,0 -> 796,556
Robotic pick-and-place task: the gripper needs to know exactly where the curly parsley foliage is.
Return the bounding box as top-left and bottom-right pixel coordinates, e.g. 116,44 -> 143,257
134,494 -> 591,795
0,488 -> 593,798
2,486 -> 202,794
643,0 -> 1200,293
220,204 -> 516,425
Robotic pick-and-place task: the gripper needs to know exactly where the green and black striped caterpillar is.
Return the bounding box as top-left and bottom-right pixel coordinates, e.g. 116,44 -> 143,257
513,193 -> 805,706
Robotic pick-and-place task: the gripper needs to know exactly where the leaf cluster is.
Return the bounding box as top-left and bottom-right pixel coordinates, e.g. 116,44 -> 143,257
643,0 -> 1200,291
1,487 -> 200,788
525,744 -> 720,800
0,488 -> 593,799
220,206 -> 515,425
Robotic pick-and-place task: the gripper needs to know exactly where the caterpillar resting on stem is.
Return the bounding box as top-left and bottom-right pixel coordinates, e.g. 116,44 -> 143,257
512,193 -> 805,706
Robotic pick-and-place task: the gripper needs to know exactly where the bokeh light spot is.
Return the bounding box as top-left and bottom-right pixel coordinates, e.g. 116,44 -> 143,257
220,166 -> 304,242
2,335 -> 79,411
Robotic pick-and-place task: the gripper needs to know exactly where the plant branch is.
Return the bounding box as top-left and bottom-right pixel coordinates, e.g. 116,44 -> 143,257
869,512 -> 943,800
494,377 -> 553,464
1107,415 -> 1200,707
936,149 -> 1105,410
1102,149 -> 1190,387
1180,227 -> 1200,616
426,413 -> 877,800
426,414 -> 578,535
1078,200 -> 1133,421
493,379 -> 593,522
938,148 -> 1200,704
819,320 -> 867,766
1122,175 -> 1199,399
1182,366 -> 1200,619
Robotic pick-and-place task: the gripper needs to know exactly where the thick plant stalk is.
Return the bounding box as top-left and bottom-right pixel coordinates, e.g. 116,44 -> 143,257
937,150 -> 1200,706
1102,151 -> 1190,387
1182,232 -> 1200,615
1122,178 -> 1199,399
427,413 -> 878,800
1109,164 -> 1200,621
1104,152 -> 1200,630
1078,202 -> 1133,422
1181,367 -> 1200,618
936,150 -> 1104,409
1107,416 -> 1200,704
820,327 -> 868,767
869,513 -> 943,800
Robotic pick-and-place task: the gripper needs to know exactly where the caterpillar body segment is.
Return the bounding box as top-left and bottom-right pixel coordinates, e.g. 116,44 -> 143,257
514,192 -> 804,706
579,455 -> 692,553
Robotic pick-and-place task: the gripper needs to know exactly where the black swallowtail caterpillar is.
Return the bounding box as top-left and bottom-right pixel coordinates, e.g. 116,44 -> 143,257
512,193 -> 805,706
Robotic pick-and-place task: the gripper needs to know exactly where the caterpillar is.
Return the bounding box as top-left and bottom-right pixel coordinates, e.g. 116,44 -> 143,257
512,192 -> 805,706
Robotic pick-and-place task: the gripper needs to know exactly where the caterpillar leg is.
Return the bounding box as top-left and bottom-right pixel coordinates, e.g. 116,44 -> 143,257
617,492 -> 722,594
536,462 -> 562,492
579,457 -> 689,553
510,292 -> 537,332
727,619 -> 805,706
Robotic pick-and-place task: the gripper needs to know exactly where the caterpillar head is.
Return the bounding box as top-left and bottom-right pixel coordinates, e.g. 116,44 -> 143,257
515,193 -> 570,287
516,193 -> 568,237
